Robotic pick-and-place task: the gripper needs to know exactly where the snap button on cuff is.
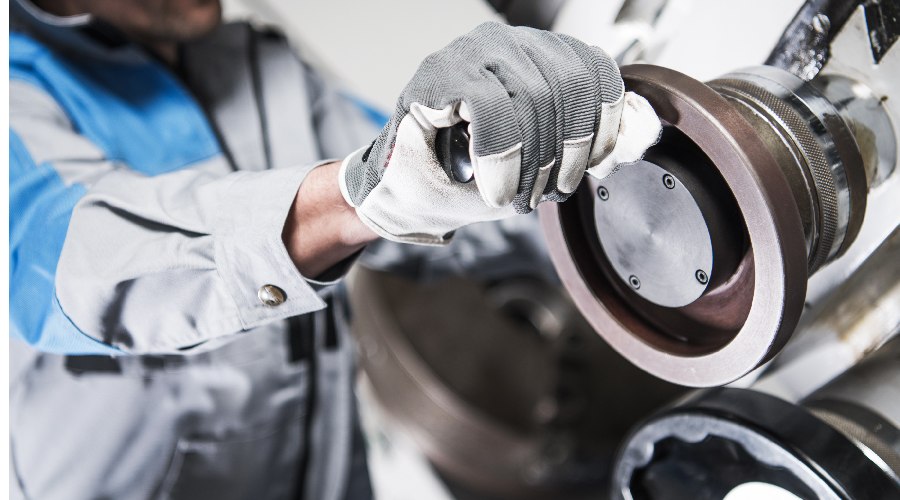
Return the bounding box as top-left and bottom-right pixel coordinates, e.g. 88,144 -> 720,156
258,285 -> 286,306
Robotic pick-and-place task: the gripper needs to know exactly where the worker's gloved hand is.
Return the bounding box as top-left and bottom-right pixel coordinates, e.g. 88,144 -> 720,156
339,21 -> 661,245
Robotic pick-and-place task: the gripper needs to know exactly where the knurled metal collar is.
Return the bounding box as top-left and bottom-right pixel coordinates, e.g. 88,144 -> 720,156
709,66 -> 866,271
710,77 -> 838,272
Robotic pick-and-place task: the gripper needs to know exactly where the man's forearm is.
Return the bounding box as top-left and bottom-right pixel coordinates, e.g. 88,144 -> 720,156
283,161 -> 379,278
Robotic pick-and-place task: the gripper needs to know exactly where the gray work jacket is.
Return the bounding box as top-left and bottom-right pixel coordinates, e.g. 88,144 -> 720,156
10,3 -> 379,499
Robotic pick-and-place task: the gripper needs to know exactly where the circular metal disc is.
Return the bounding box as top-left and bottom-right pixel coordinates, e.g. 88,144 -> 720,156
593,160 -> 712,308
539,64 -> 809,386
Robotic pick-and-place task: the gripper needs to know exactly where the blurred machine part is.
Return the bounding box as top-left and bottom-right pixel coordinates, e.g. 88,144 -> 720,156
553,0 -> 805,76
350,268 -> 685,499
751,227 -> 900,400
554,0 -> 686,65
483,0 -> 567,31
612,335 -> 900,499
541,0 -> 900,386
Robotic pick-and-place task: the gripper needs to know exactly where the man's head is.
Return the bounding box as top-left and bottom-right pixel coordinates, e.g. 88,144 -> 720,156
36,0 -> 222,43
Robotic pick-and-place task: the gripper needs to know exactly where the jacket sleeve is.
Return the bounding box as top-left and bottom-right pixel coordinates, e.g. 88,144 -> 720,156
10,79 -> 332,355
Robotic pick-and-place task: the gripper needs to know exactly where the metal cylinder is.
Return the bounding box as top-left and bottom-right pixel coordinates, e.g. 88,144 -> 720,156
611,339 -> 900,499
813,73 -> 898,187
710,66 -> 868,272
540,60 -> 896,386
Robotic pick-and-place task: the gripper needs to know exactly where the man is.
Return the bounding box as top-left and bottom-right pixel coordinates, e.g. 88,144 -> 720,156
9,0 -> 660,498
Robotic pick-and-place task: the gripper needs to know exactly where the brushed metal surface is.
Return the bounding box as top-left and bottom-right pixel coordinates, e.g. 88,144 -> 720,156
591,160 -> 712,308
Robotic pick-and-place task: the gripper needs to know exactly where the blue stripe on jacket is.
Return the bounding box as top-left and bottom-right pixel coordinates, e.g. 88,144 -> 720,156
9,32 -> 221,353
9,130 -> 118,353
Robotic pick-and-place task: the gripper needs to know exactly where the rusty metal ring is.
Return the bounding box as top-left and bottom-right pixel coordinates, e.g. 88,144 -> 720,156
351,268 -> 686,497
540,64 -> 809,387
353,272 -> 536,495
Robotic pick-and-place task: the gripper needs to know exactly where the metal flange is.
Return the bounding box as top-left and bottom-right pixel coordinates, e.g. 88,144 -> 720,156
540,64 -> 809,387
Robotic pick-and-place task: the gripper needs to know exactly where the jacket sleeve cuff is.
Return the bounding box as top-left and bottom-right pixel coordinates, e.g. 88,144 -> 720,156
214,161 -> 340,330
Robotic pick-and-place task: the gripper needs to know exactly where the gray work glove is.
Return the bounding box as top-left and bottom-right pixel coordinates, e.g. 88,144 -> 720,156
340,22 -> 660,245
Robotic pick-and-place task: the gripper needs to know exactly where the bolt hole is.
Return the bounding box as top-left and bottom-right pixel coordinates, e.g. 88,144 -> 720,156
663,174 -> 676,189
628,275 -> 641,289
695,269 -> 709,285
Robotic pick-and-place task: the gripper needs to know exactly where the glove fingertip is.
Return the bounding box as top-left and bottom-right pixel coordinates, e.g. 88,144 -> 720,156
556,134 -> 594,194
621,91 -> 663,156
471,141 -> 523,208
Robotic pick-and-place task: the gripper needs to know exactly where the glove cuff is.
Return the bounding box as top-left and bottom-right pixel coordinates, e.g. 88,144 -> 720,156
339,146 -> 367,208
355,209 -> 454,247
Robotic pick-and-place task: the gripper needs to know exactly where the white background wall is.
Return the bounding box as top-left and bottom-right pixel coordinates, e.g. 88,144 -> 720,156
225,0 -> 502,110
225,0 -> 804,111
